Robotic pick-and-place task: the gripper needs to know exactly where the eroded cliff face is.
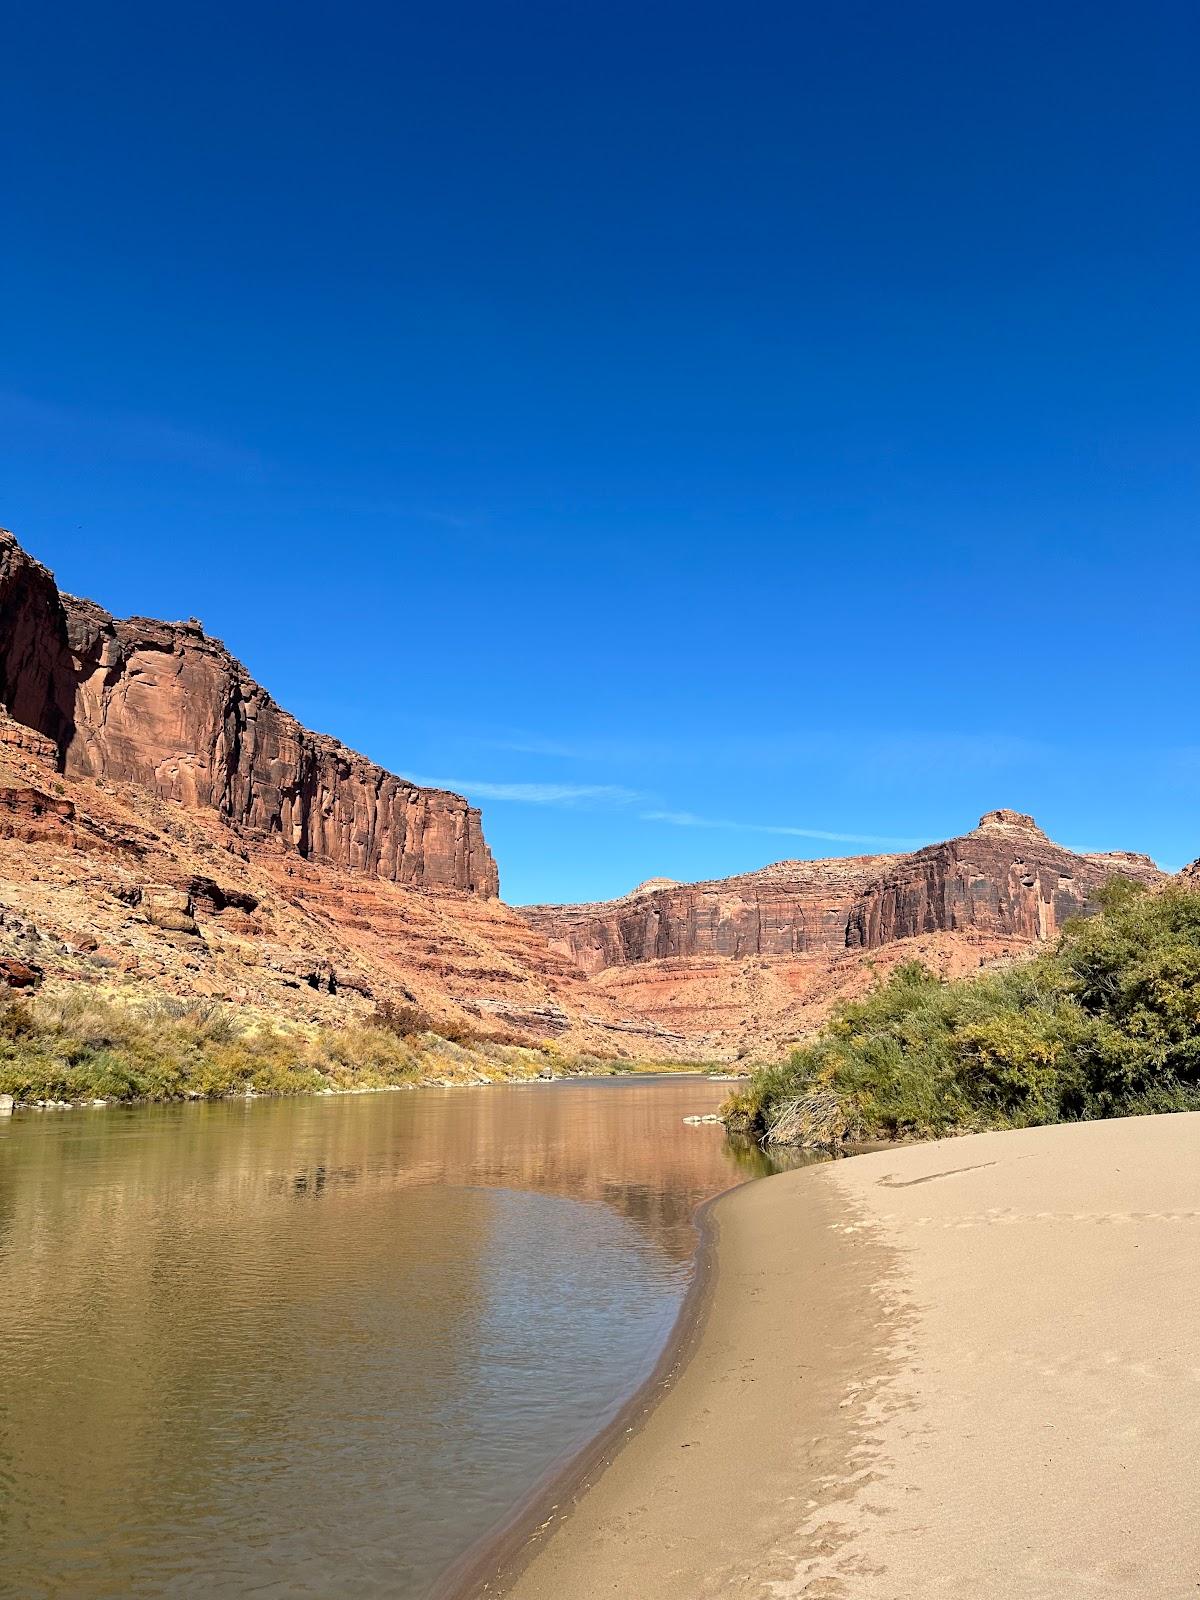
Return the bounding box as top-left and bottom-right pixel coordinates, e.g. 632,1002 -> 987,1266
844,810 -> 1162,948
0,531 -> 497,896
524,809 -> 1164,975
0,531 -> 698,1056
0,530 -> 1174,1063
526,856 -> 905,976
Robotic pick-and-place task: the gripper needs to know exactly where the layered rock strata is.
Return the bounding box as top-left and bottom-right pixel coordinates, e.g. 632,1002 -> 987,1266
0,704 -> 680,1053
0,531 -> 496,895
523,811 -> 1167,1055
523,810 -> 1164,974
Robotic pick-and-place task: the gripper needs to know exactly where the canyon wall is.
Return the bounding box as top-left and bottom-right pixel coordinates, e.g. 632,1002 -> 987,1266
0,528 -> 1175,1061
524,810 -> 1165,974
844,810 -> 1163,947
0,530 -> 497,896
526,856 -> 903,976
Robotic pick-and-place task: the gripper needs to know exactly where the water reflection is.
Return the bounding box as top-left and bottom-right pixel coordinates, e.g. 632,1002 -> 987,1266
0,1077 -> 783,1600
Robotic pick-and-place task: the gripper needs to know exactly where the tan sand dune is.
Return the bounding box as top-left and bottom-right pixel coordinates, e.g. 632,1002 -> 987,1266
472,1114 -> 1200,1599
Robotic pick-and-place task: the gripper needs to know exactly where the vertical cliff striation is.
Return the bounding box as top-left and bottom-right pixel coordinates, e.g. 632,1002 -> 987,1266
524,809 -> 1165,973
0,530 -> 497,895
843,809 -> 1161,948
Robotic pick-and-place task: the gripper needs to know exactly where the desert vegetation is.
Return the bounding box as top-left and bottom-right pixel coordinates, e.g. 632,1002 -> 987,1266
0,988 -> 704,1105
0,989 -> 557,1105
724,879 -> 1200,1149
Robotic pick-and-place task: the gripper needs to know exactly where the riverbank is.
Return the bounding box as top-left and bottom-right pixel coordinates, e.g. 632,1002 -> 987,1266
465,1113 -> 1200,1599
725,881 -> 1200,1153
0,983 -> 711,1109
1,1072 -> 754,1600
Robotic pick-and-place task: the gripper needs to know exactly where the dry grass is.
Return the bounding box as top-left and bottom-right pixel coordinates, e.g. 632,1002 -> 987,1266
0,978 -> 716,1106
0,985 -> 558,1104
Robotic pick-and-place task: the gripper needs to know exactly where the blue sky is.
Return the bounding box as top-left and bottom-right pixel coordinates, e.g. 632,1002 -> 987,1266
4,2 -> 1198,902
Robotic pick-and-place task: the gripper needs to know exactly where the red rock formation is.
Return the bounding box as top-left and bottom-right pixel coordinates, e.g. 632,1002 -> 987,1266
524,810 -> 1164,977
0,663 -> 683,1054
525,854 -> 904,976
0,530 -> 1175,1063
588,931 -> 1039,1057
0,532 -> 682,1057
844,810 -> 1163,949
0,957 -> 42,989
523,812 -> 1167,1054
0,531 -> 497,896
0,784 -> 79,845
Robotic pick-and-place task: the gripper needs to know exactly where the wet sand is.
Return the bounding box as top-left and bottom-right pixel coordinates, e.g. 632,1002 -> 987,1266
470,1113 -> 1200,1599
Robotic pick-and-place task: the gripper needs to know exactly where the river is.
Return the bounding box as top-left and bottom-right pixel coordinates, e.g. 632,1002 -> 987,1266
0,1076 -> 782,1599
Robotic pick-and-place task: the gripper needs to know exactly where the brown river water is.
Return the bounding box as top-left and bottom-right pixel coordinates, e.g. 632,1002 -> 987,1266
0,1076 -> 783,1599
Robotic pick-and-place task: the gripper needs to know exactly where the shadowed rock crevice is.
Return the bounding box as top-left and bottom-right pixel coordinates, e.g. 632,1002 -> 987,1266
0,533 -> 78,763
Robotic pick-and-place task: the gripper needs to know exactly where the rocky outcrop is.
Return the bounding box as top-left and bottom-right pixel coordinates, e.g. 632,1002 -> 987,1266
525,853 -> 904,975
0,957 -> 42,989
523,811 -> 1167,1056
137,887 -> 202,937
0,548 -> 670,1057
0,783 -> 78,844
525,810 -> 1165,975
844,810 -> 1163,948
0,531 -> 497,896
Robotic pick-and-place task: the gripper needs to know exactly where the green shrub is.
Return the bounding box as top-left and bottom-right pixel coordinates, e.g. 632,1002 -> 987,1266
727,880 -> 1200,1149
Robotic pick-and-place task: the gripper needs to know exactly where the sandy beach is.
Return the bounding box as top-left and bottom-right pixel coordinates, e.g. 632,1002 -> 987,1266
470,1113 -> 1200,1600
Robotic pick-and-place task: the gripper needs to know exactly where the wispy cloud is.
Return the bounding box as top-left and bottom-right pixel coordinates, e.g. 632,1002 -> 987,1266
410,773 -> 923,840
475,731 -> 655,762
639,810 -> 922,848
465,727 -> 1055,772
409,777 -> 645,806
318,494 -> 481,530
0,389 -> 263,476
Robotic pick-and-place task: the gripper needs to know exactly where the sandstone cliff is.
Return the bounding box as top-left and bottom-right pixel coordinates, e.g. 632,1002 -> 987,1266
844,810 -> 1163,947
523,810 -> 1166,1055
0,530 -> 692,1057
524,810 -> 1163,973
0,530 -> 1175,1064
0,531 -> 497,896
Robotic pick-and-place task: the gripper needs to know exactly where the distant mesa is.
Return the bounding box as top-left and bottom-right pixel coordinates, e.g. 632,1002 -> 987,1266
523,807 -> 1163,976
520,807 -> 1167,1053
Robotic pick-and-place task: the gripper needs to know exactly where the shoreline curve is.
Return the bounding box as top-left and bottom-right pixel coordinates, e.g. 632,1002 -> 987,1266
448,1112 -> 1200,1600
432,1170 -> 747,1600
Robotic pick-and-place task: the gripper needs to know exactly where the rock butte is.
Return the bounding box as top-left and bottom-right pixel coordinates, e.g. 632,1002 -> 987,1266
0,530 -> 1179,1059
521,808 -> 1167,1053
